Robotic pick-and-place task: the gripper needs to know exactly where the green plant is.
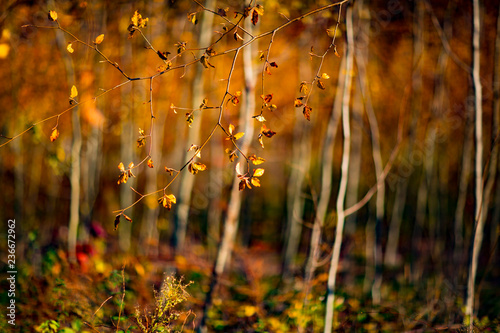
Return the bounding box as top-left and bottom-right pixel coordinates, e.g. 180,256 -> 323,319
36,319 -> 60,333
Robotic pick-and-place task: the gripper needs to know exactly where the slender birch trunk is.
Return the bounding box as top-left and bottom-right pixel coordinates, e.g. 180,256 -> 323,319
324,4 -> 353,332
354,2 -> 385,301
489,2 -> 500,258
385,0 -> 424,269
139,0 -> 170,256
466,0 -> 484,324
174,0 -> 215,253
282,30 -> 313,278
119,5 -> 135,252
304,48 -> 345,288
454,110 -> 474,266
53,16 -> 81,262
199,18 -> 256,332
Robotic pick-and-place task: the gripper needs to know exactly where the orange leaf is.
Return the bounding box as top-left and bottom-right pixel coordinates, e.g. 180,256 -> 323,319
50,128 -> 59,142
94,34 -> 104,45
147,158 -> 154,168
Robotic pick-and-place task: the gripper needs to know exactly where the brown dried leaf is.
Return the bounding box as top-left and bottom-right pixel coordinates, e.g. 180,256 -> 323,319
261,94 -> 273,104
317,79 -> 326,90
261,124 -> 276,138
218,7 -> 228,17
303,105 -> 312,121
157,50 -> 170,60
114,214 -> 121,230
200,55 -> 215,69
299,81 -> 309,94
165,167 -> 176,176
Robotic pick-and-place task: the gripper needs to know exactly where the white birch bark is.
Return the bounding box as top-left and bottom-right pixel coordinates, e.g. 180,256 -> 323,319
324,4 -> 353,332
466,0 -> 484,324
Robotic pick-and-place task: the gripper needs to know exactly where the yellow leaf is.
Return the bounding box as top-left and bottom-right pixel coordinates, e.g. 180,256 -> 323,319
118,162 -> 125,172
147,158 -> 154,168
249,155 -> 265,165
67,43 -> 74,53
50,128 -> 59,142
48,10 -> 58,21
233,132 -> 245,140
250,177 -> 261,187
70,85 -> 78,99
166,194 -> 176,204
192,162 -> 207,171
254,5 -> 264,16
158,194 -> 176,210
294,98 -> 304,108
131,10 -> 148,28
94,34 -> 104,45
188,12 -> 197,25
229,124 -> 235,135
254,115 -> 266,122
253,168 -> 265,177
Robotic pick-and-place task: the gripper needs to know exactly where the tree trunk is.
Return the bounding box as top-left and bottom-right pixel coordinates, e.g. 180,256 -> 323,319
174,0 -> 216,253
385,0 -> 424,270
304,45 -> 345,290
324,3 -> 353,332
119,6 -> 135,252
199,17 -> 256,332
466,0 -> 484,325
354,1 -> 385,302
53,19 -> 81,263
282,29 -> 313,279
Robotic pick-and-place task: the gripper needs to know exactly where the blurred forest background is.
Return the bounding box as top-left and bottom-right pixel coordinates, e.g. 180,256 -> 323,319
0,0 -> 499,331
